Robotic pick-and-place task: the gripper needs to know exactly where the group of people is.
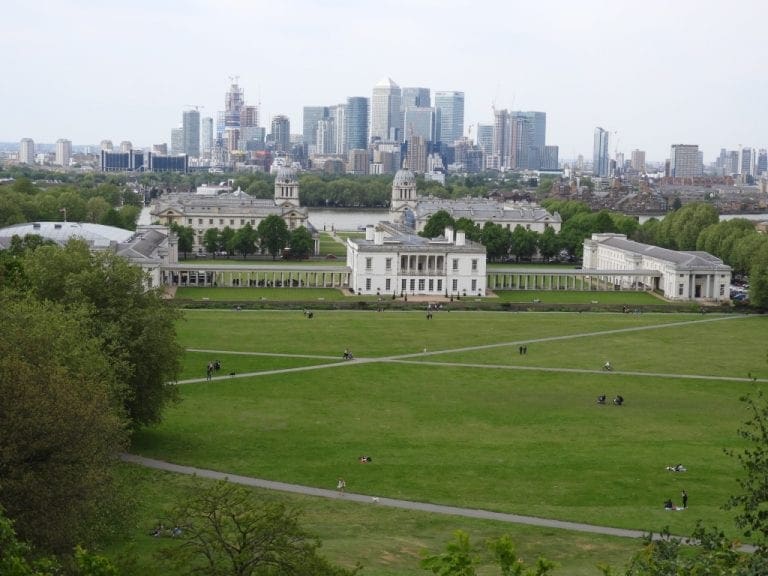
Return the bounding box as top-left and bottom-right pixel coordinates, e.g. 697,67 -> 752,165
596,394 -> 624,406
664,490 -> 688,510
666,463 -> 687,472
343,349 -> 354,360
303,309 -> 314,319
205,360 -> 222,380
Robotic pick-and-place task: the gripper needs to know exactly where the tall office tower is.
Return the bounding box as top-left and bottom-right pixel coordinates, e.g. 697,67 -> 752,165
119,140 -> 133,152
19,138 -> 35,164
758,149 -> 767,176
316,118 -> 336,155
727,151 -> 739,175
303,106 -> 329,151
476,124 -> 493,156
401,87 -> 430,109
520,111 -> 546,149
329,104 -> 346,154
593,127 -> 610,177
630,149 -> 646,172
153,143 -> 168,155
55,139 -> 72,167
240,105 -> 258,130
371,78 -> 402,142
669,144 -> 702,178
345,96 -> 369,151
403,107 -> 436,142
406,135 -> 428,173
217,80 -> 245,154
171,128 -> 184,155
100,139 -> 113,151
542,146 -> 559,170
509,113 -> 530,169
492,108 -> 509,168
270,115 -> 290,153
434,91 -> 464,145
182,109 -> 201,157
739,146 -> 756,177
238,105 -> 260,150
201,117 -> 214,158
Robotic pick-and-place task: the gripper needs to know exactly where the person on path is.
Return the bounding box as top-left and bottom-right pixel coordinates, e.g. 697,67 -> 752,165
337,477 -> 346,495
681,489 -> 688,509
523,345 -> 527,355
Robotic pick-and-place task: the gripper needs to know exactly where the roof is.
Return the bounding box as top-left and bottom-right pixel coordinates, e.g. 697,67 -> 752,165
152,192 -> 309,219
595,235 -> 731,270
116,227 -> 169,262
350,223 -> 486,255
0,221 -> 134,248
414,199 -> 561,224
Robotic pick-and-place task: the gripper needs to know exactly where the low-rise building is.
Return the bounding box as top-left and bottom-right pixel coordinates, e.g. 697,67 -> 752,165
347,223 -> 487,297
582,233 -> 731,302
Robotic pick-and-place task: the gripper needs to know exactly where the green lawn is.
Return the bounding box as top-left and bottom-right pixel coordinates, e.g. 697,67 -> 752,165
180,351 -> 338,380
177,258 -> 344,266
108,464 -> 645,576
128,309 -> 768,564
318,232 -> 348,258
174,287 -> 380,301
490,290 -> 666,305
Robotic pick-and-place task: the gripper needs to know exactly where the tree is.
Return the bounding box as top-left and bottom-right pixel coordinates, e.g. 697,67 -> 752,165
220,226 -> 236,257
0,506 -> 58,576
233,222 -> 259,259
163,480 -> 358,576
257,215 -> 290,260
288,226 -> 314,260
22,240 -> 183,428
537,226 -> 560,261
510,225 -> 537,262
203,227 -> 221,257
421,531 -> 554,576
0,295 -> 128,553
171,223 -> 195,258
455,217 -> 481,242
481,222 -> 510,261
421,210 -> 456,238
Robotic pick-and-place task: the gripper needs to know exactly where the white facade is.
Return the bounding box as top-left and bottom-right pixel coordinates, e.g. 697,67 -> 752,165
582,233 -> 731,302
347,224 -> 487,297
55,139 -> 72,167
19,138 -> 35,164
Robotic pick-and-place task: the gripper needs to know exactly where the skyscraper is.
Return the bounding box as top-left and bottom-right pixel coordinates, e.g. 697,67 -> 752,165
19,138 -> 35,164
371,78 -> 402,142
55,139 -> 72,167
100,140 -> 113,151
401,87 -> 430,109
434,91 -> 464,145
183,109 -> 201,157
119,141 -> 133,153
345,97 -> 369,151
669,144 -> 702,178
270,115 -> 290,153
406,135 -> 428,173
630,150 -> 646,172
403,107 -> 436,142
171,128 -> 184,155
593,128 -> 610,177
329,104 -> 346,154
303,106 -> 329,150
758,149 -> 767,176
201,117 -> 214,158
739,146 -> 756,177
492,109 -> 509,169
476,124 -> 493,157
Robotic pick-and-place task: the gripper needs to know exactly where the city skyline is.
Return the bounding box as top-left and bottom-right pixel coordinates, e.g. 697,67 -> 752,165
2,0 -> 767,162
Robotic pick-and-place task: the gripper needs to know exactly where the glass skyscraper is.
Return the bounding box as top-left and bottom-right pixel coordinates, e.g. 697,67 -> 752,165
434,91 -> 464,145
345,96 -> 369,151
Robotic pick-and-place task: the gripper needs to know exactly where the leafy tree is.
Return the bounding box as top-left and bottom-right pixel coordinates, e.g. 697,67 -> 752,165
85,196 -> 112,223
0,506 -> 58,575
657,202 -> 718,250
22,240 -> 183,427
170,223 -> 195,258
510,225 -> 537,262
537,226 -> 560,261
233,222 -> 259,259
163,480 -> 358,576
288,226 -> 314,260
481,222 -> 510,261
455,217 -> 482,242
421,210 -> 456,238
257,215 -> 290,260
203,227 -> 221,257
220,226 -> 236,257
0,295 -> 128,553
421,531 -> 554,575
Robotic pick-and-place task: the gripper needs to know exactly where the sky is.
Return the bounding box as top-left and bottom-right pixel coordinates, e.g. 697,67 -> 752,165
2,0 -> 767,162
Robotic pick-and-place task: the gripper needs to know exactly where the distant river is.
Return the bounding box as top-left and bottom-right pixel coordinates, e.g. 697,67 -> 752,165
637,213 -> 768,224
308,208 -> 389,231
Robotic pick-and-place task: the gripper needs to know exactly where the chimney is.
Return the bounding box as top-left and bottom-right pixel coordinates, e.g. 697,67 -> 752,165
374,230 -> 384,245
456,231 -> 466,246
444,226 -> 454,243
365,225 -> 375,241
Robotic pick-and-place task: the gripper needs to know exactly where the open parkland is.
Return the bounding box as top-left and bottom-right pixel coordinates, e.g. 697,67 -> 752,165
116,287 -> 768,575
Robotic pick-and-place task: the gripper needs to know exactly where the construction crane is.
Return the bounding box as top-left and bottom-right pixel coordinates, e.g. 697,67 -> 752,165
184,104 -> 205,111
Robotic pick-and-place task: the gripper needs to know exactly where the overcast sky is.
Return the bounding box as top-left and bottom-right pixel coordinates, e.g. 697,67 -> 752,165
2,0 -> 766,162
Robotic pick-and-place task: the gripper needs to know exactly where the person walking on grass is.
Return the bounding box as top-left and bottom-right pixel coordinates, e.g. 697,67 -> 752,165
337,477 -> 346,495
682,489 -> 688,509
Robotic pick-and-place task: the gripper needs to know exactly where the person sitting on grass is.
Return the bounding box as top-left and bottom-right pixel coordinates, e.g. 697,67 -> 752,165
664,498 -> 675,510
597,394 -> 607,404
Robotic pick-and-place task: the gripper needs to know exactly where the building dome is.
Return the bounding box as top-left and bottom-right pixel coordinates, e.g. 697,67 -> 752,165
275,166 -> 298,184
393,168 -> 415,187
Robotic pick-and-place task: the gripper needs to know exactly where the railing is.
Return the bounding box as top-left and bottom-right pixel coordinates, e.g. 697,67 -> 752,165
399,269 -> 446,276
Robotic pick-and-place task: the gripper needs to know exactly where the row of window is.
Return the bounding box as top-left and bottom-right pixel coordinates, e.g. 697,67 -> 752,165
363,278 -> 479,293
189,218 -> 256,226
364,257 -> 478,271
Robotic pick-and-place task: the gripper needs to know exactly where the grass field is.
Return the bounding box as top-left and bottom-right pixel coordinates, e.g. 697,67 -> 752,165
318,232 -> 348,258
490,290 -> 666,305
174,287 -> 381,301
125,309 -> 767,574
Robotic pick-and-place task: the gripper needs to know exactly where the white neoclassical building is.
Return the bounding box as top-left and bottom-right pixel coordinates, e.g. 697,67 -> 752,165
582,233 -> 731,302
347,223 -> 487,297
389,168 -> 561,233
152,166 -> 314,254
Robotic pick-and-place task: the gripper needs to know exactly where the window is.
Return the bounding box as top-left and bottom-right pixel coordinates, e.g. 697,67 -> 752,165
410,279 -> 415,291
366,278 -> 371,290
418,279 -> 425,291
437,279 -> 442,292
452,259 -> 459,270
241,219 -> 245,225
720,284 -> 725,296
678,283 -> 684,296
471,259 -> 478,271
428,279 -> 434,291
401,279 -> 407,291
366,257 -> 372,270
452,279 -> 458,291
198,218 -> 203,225
219,219 -> 224,225
471,279 -> 477,291
385,258 -> 392,271
230,219 -> 234,225
385,279 -> 391,291
187,218 -> 193,225
208,219 -> 213,224
250,219 -> 255,225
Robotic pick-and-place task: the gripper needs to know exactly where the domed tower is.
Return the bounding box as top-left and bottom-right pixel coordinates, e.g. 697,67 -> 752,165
390,168 -> 417,222
274,166 -> 300,208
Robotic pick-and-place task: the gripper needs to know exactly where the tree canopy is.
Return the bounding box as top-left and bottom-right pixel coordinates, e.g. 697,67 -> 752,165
257,215 -> 290,259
